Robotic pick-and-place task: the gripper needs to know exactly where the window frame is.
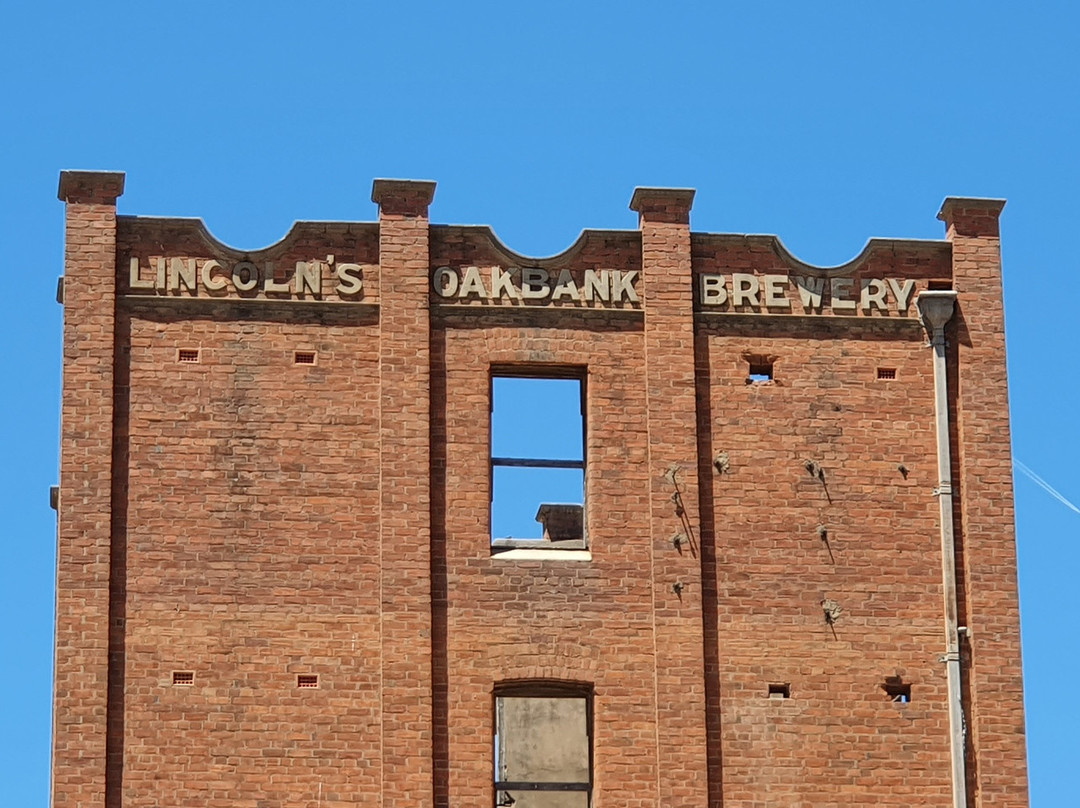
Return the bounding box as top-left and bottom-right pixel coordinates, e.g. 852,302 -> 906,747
493,681 -> 594,807
489,366 -> 588,552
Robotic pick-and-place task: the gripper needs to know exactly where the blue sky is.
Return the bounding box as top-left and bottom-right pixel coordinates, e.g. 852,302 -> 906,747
2,2 -> 1077,804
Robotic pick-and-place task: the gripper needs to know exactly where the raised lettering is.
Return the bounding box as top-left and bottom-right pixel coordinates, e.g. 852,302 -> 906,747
521,267 -> 550,299
552,269 -> 581,301
433,267 -> 458,298
295,261 -> 322,295
611,270 -> 639,303
700,274 -> 727,306
233,261 -> 259,292
830,278 -> 856,311
201,259 -> 227,292
168,258 -> 197,293
583,270 -> 610,302
335,264 -> 364,296
129,257 -> 154,290
795,276 -> 826,311
155,258 -> 167,290
860,278 -> 888,312
459,266 -> 489,298
888,278 -> 916,312
763,275 -> 790,309
731,273 -> 760,308
490,267 -> 519,300
263,262 -> 290,293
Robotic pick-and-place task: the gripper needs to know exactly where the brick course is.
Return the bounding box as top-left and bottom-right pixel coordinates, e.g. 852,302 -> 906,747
53,172 -> 1029,807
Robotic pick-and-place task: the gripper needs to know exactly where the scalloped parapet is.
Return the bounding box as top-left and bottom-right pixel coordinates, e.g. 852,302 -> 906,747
430,225 -> 640,270
115,217 -> 381,303
117,216 -> 380,261
690,233 -> 952,278
63,171 -> 962,316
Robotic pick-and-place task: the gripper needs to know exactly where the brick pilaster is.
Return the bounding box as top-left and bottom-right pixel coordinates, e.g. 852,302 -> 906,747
939,197 -> 1029,807
53,170 -> 125,807
374,179 -> 436,808
631,187 -> 710,807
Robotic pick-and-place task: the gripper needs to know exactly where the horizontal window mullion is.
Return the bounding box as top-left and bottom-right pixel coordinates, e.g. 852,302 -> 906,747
496,781 -> 591,792
491,457 -> 584,469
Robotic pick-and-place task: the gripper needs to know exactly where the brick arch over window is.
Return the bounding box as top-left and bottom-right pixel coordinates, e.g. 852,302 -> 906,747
491,662 -> 603,684
495,678 -> 594,698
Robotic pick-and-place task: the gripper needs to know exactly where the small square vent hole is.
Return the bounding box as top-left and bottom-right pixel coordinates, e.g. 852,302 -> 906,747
877,367 -> 897,380
746,356 -> 774,384
172,671 -> 194,686
294,351 -> 317,365
768,683 -> 790,699
177,349 -> 200,363
297,674 -> 319,688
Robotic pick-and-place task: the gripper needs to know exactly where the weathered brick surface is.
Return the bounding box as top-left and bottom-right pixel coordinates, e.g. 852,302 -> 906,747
429,223 -> 656,807
690,236 -> 961,806
53,173 -> 1028,807
55,171 -> 123,808
942,199 -> 1029,807
374,179 -> 436,808
115,304 -> 382,806
634,188 -> 710,808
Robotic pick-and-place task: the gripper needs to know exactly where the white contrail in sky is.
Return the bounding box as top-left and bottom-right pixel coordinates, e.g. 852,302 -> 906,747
1015,459 -> 1080,515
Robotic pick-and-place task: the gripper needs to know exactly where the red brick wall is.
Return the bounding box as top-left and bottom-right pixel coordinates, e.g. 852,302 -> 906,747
115,303 -> 382,806
55,171 -> 124,808
103,209 -> 384,807
635,188 -> 710,808
53,173 -> 1029,807
429,222 -> 657,806
374,180 -> 436,808
943,200 -> 1029,807
698,318 -> 954,805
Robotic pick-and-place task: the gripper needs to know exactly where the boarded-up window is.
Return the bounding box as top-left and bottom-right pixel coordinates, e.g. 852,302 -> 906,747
495,688 -> 592,808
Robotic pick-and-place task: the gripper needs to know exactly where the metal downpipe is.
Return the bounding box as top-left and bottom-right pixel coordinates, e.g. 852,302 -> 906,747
916,290 -> 966,808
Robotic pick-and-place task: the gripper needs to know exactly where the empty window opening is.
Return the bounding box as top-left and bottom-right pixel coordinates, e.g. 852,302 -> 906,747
294,350 -> 317,365
883,679 -> 911,703
490,372 -> 586,551
495,684 -> 592,808
177,348 -> 200,363
172,671 -> 194,686
877,367 -> 897,380
297,674 -> 319,688
768,683 -> 791,699
746,356 -> 773,384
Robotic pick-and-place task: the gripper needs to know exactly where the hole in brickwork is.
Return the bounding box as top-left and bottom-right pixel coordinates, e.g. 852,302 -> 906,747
767,683 -> 790,699
928,281 -> 953,291
297,674 -> 319,688
746,356 -> 774,384
177,349 -> 200,363
883,678 -> 911,703
172,671 -> 194,686
877,367 -> 897,380
294,350 -> 317,365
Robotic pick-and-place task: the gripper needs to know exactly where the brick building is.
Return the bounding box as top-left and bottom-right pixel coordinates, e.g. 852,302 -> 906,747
52,171 -> 1028,807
